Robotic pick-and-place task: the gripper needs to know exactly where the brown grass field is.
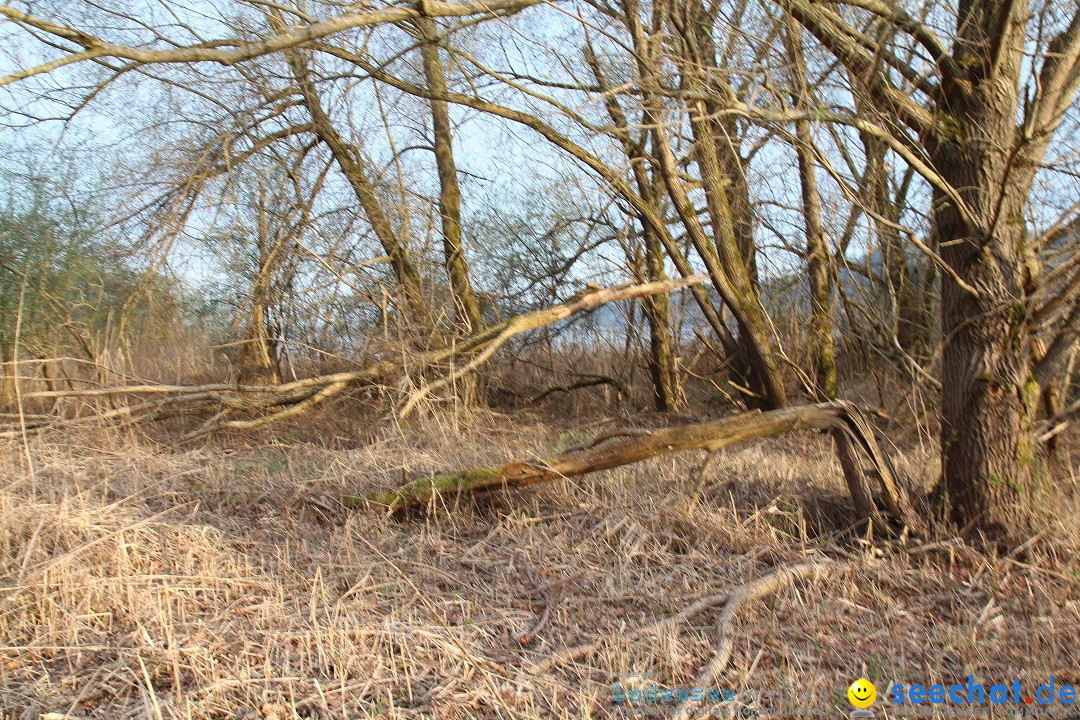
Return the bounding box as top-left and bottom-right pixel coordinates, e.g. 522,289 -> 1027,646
2,407 -> 1078,719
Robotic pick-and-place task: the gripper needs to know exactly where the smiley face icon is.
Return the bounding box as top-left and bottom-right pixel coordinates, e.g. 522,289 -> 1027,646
848,678 -> 876,709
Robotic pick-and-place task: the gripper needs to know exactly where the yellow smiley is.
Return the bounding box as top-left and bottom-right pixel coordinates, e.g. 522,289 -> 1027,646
848,678 -> 876,708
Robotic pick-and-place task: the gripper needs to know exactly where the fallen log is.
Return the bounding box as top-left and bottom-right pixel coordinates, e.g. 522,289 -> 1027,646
351,400 -> 920,531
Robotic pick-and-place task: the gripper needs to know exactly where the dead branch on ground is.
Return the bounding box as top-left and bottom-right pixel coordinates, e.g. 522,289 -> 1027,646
670,560 -> 841,720
526,559 -> 840,696
529,374 -> 629,404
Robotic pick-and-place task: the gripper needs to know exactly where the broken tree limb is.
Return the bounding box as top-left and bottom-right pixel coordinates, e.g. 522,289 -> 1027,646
178,380 -> 350,441
0,276 -> 707,439
529,374 -> 629,404
396,277 -> 706,419
352,400 -> 921,531
1036,396 -> 1080,442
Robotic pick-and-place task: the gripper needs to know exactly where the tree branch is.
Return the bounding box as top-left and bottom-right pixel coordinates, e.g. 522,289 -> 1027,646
827,0 -> 962,88
2,277 -> 707,438
779,0 -> 934,135
1027,7 -> 1080,142
0,0 -> 544,85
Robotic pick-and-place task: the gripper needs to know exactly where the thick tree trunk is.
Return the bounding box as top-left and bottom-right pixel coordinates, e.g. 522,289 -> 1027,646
931,19 -> 1041,539
416,17 -> 483,333
936,199 -> 1039,538
779,0 -> 1080,543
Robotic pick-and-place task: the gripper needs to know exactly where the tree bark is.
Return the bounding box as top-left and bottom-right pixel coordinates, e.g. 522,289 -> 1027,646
779,0 -> 1080,542
931,1 -> 1041,540
935,195 -> 1040,537
795,132 -> 838,401
786,21 -> 838,401
641,225 -> 679,410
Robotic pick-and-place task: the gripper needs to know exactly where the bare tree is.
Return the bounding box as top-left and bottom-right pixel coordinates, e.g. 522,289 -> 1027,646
582,38 -> 681,410
780,0 -> 1080,539
267,10 -> 434,332
647,0 -> 786,407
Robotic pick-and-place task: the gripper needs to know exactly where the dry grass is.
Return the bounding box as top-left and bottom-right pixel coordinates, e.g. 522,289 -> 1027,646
1,410 -> 1078,719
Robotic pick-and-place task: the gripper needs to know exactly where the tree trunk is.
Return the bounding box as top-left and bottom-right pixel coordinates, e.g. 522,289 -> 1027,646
650,1 -> 881,524
271,16 -> 433,331
237,184 -> 282,385
664,0 -> 785,408
651,108 -> 786,409
936,197 -> 1040,537
931,11 -> 1041,539
778,0 -> 1080,543
582,35 -> 711,410
416,17 -> 483,333
713,119 -> 758,289
356,400 -> 918,533
642,226 -> 679,410
786,21 -> 838,401
0,344 -> 12,408
795,130 -> 838,401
